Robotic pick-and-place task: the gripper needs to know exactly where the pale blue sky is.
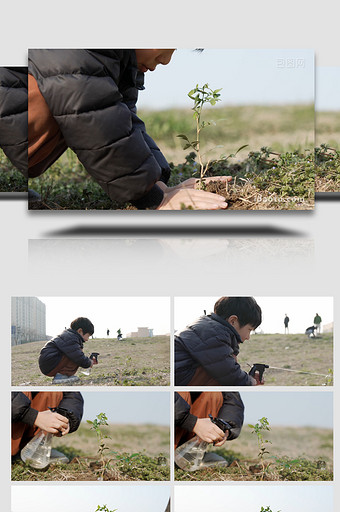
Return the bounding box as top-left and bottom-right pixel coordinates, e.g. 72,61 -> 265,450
175,485 -> 333,512
138,49 -> 314,110
80,391 -> 170,426
240,390 -> 333,428
174,296 -> 333,334
77,390 -> 332,428
316,66 -> 340,110
12,486 -> 170,512
38,296 -> 170,338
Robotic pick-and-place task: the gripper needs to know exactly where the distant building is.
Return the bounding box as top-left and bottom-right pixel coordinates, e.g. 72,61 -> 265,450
11,297 -> 46,345
126,327 -> 154,338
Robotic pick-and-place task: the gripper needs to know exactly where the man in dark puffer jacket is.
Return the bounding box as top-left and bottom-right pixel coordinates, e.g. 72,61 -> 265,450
0,67 -> 28,177
28,49 -> 228,210
39,317 -> 96,384
12,391 -> 83,464
175,391 -> 244,468
175,296 -> 263,386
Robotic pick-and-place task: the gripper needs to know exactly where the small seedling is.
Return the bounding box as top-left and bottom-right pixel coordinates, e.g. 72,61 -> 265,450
177,83 -> 247,188
249,417 -> 272,478
87,413 -> 112,478
324,368 -> 333,386
95,506 -> 117,512
260,507 -> 281,512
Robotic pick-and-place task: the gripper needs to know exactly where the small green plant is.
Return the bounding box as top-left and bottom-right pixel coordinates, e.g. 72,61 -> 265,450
249,417 -> 272,478
87,413 -> 112,478
177,84 -> 247,188
95,507 -> 117,512
324,368 -> 333,386
260,507 -> 281,512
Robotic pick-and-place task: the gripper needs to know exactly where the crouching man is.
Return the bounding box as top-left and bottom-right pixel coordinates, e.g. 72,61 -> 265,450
175,391 -> 244,469
12,391 -> 84,465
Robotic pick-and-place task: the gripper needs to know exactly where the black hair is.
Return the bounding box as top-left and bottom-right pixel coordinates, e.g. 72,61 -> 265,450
214,297 -> 262,329
70,317 -> 94,336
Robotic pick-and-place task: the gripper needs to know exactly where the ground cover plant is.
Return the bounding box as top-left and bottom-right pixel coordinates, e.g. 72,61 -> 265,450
12,421 -> 170,481
315,144 -> 340,192
0,150 -> 26,192
28,101 -> 316,210
175,421 -> 333,481
237,332 -> 333,386
11,335 -> 170,386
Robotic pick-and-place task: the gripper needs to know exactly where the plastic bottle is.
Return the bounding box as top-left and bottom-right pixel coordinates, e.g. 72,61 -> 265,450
20,431 -> 53,469
174,436 -> 208,471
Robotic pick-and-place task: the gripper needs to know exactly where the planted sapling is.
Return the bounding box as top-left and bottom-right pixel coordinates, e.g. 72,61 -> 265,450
249,416 -> 272,478
260,507 -> 281,512
87,412 -> 112,479
177,83 -> 247,188
95,506 -> 117,512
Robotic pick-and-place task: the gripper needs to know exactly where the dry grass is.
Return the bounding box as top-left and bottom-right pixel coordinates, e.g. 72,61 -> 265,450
238,332 -> 333,386
11,335 -> 170,386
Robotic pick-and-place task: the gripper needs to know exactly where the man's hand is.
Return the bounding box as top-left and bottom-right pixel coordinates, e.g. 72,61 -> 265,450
254,371 -> 265,385
192,418 -> 227,444
250,372 -> 265,385
156,187 -> 228,210
34,410 -> 70,436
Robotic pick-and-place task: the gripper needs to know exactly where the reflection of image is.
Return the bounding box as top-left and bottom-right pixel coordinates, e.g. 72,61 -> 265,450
175,392 -> 244,471
12,391 -> 83,467
175,297 -> 263,386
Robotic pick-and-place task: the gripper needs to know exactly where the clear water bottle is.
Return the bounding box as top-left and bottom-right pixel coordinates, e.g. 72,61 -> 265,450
20,431 -> 53,469
174,436 -> 208,471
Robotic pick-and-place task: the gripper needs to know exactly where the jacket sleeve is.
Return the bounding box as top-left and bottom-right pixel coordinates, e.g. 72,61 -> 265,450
218,392 -> 244,440
54,337 -> 92,368
177,331 -> 255,386
0,67 -> 28,177
174,392 -> 197,432
59,392 -> 84,433
11,392 -> 38,426
28,49 -> 165,208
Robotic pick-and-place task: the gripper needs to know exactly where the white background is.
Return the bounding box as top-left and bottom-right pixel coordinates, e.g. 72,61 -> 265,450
2,0 -> 340,510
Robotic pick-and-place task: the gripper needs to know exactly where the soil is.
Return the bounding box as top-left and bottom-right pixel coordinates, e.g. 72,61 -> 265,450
205,180 -> 248,209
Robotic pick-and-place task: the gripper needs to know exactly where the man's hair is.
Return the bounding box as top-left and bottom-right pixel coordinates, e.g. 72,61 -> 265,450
70,317 -> 94,335
214,297 -> 262,328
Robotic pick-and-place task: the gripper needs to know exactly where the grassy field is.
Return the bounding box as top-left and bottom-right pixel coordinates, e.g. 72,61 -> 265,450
237,332 -> 333,386
28,105 -> 317,210
0,149 -> 26,192
11,335 -> 170,386
175,425 -> 333,481
12,423 -> 170,481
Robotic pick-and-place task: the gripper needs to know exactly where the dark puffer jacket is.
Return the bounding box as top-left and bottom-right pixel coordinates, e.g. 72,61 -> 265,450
28,49 -> 171,208
12,391 -> 84,433
175,313 -> 254,386
0,67 -> 28,176
175,392 -> 244,440
39,328 -> 92,375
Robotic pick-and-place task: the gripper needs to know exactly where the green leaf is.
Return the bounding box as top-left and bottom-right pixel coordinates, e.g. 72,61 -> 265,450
177,134 -> 190,142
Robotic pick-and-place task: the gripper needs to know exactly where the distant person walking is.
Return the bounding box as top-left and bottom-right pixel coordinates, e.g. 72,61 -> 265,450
284,314 -> 289,334
314,313 -> 322,334
107,329 -> 110,337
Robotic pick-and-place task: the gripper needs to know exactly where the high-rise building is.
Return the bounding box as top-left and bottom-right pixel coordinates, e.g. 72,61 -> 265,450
11,297 -> 46,345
